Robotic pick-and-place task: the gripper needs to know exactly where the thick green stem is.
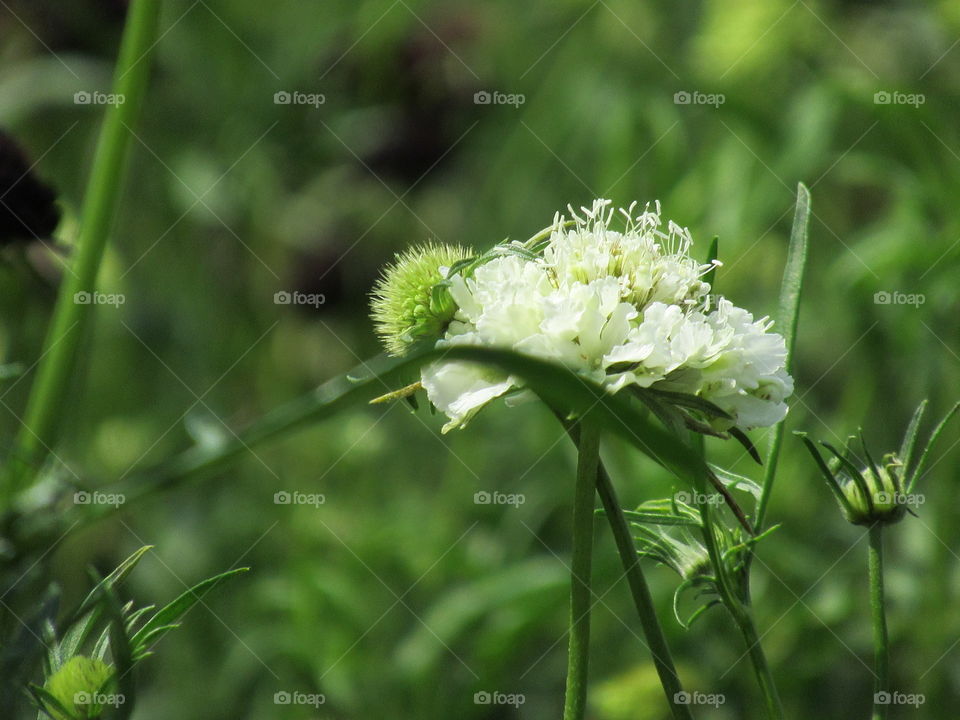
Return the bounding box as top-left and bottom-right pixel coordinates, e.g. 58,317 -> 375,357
563,421 -> 599,720
3,0 -> 162,501
869,523 -> 889,720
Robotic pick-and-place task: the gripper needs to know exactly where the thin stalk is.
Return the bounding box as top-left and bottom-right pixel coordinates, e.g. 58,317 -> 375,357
561,417 -> 693,720
734,610 -> 785,720
595,464 -> 694,720
699,499 -> 783,719
3,0 -> 162,500
869,523 -> 889,720
563,421 -> 600,720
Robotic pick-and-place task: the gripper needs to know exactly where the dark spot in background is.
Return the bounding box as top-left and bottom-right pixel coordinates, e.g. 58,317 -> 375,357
0,130 -> 61,246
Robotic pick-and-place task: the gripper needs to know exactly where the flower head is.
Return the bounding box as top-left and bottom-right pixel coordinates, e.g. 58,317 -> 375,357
372,200 -> 793,433
370,243 -> 469,356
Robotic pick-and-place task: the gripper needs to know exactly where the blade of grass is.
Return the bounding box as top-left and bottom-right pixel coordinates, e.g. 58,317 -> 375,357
3,0 -> 162,503
754,183 -> 811,531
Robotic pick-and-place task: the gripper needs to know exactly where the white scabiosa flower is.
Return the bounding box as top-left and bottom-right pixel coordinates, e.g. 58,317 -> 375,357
374,200 -> 793,433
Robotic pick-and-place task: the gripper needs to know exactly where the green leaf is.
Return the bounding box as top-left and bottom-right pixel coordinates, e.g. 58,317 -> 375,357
102,582 -> 135,720
755,183 -> 811,530
130,567 -> 248,658
709,465 -> 763,500
53,546 -> 152,672
898,400 -> 927,479
796,434 -> 856,519
99,348 -> 715,514
907,401 -> 960,492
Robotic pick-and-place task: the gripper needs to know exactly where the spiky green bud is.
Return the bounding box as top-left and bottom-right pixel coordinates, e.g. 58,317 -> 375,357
43,656 -> 114,719
370,243 -> 469,356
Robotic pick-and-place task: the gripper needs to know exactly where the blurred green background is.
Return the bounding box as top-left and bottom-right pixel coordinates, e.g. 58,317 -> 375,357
2,0 -> 960,717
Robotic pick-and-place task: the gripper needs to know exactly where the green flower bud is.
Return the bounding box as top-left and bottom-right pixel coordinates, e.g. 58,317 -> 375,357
370,243 -> 469,357
838,454 -> 908,526
43,656 -> 114,719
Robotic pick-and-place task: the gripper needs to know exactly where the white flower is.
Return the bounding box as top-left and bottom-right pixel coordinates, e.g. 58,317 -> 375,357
411,200 -> 793,433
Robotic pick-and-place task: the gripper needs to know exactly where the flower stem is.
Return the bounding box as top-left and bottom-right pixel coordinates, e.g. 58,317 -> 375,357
2,0 -> 162,502
559,415 -> 693,720
733,609 -> 784,720
594,463 -> 695,720
869,523 -> 889,720
563,420 -> 599,720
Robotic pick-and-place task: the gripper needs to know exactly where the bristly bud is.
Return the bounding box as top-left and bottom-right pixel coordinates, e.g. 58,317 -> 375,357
41,655 -> 114,720
370,243 -> 469,357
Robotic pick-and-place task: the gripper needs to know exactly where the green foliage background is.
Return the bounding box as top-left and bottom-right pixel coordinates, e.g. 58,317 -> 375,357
1,0 -> 959,717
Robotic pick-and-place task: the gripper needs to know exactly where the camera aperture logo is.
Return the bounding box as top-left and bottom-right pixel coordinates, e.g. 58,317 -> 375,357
273,91 -> 325,108
674,490 -> 722,506
473,690 -> 525,708
74,490 -> 125,508
674,691 -> 725,707
274,290 -> 326,308
874,491 -> 925,508
874,691 -> 924,707
674,90 -> 725,108
873,91 -> 924,108
74,291 -> 125,307
274,490 -> 325,507
474,90 -> 525,108
873,290 -> 924,307
73,691 -> 125,708
273,690 -> 325,707
74,91 -> 125,106
474,490 -> 525,508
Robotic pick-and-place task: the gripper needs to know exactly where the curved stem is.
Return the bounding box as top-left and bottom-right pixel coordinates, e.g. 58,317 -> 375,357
869,523 -> 889,720
3,0 -> 162,502
563,420 -> 599,720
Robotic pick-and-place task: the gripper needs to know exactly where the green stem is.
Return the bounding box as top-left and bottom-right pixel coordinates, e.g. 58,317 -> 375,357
560,416 -> 693,720
3,0 -> 162,500
595,463 -> 694,720
563,421 -> 599,720
869,523 -> 889,720
700,498 -> 783,719
734,609 -> 785,720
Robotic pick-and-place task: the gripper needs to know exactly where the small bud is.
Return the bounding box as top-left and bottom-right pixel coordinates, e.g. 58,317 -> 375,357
43,656 -> 114,720
370,243 -> 469,356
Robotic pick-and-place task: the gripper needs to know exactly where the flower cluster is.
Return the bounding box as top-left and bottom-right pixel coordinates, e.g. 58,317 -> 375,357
371,200 -> 793,433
